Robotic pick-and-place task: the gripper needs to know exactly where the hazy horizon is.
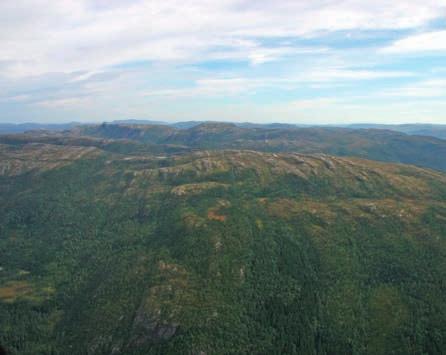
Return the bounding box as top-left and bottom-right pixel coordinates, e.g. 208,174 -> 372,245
2,118 -> 446,128
1,1 -> 445,124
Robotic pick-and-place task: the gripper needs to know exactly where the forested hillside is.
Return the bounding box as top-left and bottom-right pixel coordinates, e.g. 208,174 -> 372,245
1,138 -> 446,354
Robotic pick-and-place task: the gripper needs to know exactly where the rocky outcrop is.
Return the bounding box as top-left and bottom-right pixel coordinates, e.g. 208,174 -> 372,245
129,304 -> 178,347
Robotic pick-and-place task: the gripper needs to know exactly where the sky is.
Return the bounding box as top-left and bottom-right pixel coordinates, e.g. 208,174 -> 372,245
0,0 -> 446,124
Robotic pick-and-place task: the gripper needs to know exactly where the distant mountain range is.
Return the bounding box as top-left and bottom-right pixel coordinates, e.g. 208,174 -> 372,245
69,121 -> 446,172
346,123 -> 446,140
2,120 -> 446,139
0,122 -> 81,134
3,121 -> 446,172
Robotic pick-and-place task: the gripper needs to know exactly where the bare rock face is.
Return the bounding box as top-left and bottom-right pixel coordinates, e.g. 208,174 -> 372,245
129,304 -> 178,347
128,261 -> 187,348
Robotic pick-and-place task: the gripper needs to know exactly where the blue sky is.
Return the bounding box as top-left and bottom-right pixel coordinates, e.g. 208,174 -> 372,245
0,0 -> 445,124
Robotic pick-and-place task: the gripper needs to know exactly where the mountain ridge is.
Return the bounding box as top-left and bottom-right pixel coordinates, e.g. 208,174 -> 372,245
2,120 -> 446,140
72,122 -> 446,172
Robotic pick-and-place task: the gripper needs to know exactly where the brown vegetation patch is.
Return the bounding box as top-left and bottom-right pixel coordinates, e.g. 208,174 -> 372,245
0,281 -> 33,302
207,200 -> 230,222
207,210 -> 227,222
0,279 -> 55,303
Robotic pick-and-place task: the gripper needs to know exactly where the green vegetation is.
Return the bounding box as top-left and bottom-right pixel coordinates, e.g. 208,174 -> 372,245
1,135 -> 446,354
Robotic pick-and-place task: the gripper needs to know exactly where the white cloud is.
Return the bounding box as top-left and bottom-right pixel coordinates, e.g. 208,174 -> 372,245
288,98 -> 340,110
142,78 -> 264,98
381,79 -> 446,97
1,0 -> 446,123
382,30 -> 446,53
141,68 -> 413,98
303,69 -> 414,81
0,94 -> 31,103
36,97 -> 92,108
141,68 -> 415,99
0,0 -> 445,77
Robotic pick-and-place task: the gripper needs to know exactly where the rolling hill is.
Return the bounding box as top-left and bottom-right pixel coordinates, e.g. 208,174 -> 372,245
347,124 -> 446,140
75,122 -> 446,172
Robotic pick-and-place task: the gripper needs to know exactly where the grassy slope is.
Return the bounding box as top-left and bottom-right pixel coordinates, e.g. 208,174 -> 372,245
1,144 -> 446,354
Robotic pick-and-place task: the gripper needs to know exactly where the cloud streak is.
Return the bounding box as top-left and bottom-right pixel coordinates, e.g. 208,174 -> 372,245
1,0 -> 445,77
382,30 -> 446,53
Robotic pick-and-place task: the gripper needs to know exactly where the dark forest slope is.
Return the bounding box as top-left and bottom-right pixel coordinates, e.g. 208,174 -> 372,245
1,141 -> 446,354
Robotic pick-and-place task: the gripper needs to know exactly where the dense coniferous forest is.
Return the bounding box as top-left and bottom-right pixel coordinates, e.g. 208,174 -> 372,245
1,125 -> 446,354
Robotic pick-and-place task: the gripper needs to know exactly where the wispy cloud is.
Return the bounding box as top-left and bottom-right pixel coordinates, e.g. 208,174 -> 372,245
36,97 -> 92,108
1,0 -> 446,123
382,30 -> 446,53
381,79 -> 446,98
142,69 -> 415,99
302,69 -> 415,82
1,0 -> 445,77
